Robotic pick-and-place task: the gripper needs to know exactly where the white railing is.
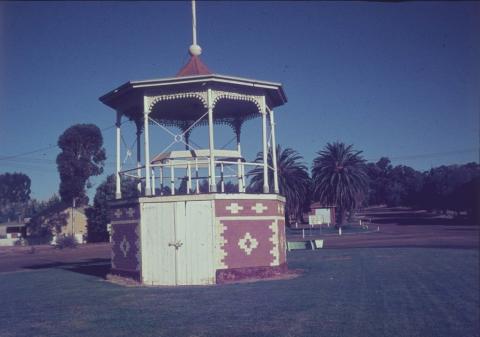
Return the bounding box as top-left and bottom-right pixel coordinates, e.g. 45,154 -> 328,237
119,159 -> 266,196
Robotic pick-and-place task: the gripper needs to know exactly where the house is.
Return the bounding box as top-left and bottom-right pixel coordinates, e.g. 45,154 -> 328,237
52,206 -> 88,244
0,218 -> 27,246
28,204 -> 88,244
306,202 -> 336,226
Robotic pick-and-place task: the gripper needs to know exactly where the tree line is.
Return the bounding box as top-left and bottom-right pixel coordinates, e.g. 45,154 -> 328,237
1,123 -> 478,243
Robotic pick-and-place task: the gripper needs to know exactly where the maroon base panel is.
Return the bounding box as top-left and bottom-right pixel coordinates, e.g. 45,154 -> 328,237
216,263 -> 288,284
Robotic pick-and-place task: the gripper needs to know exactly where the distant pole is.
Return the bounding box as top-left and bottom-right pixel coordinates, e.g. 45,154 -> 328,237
72,198 -> 75,237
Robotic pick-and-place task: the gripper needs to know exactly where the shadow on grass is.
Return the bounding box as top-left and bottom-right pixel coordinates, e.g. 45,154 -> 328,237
23,258 -> 111,279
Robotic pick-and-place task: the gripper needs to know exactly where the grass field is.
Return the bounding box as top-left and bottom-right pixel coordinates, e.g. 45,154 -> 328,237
0,247 -> 478,337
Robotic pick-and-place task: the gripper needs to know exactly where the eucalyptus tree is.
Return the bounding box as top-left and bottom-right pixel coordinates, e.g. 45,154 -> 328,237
312,142 -> 368,227
56,124 -> 106,205
248,145 -> 311,222
0,172 -> 31,219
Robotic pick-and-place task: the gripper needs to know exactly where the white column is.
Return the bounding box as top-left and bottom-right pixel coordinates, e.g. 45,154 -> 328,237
261,96 -> 269,193
115,111 -> 122,199
269,109 -> 279,194
136,125 -> 142,193
143,104 -> 151,196
207,88 -> 217,192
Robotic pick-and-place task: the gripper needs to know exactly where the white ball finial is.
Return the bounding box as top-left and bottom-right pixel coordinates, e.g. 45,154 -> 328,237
189,44 -> 202,56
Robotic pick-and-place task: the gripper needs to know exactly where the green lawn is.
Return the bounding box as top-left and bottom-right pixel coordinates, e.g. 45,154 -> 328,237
1,248 -> 478,337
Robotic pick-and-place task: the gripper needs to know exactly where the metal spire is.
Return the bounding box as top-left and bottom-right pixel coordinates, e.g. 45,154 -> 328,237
189,0 -> 202,56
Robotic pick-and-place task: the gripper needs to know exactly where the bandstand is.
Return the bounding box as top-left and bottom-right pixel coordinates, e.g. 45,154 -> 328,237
99,2 -> 288,285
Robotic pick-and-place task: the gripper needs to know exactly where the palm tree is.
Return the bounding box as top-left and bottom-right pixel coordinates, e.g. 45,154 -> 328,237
312,142 -> 368,227
248,145 -> 311,222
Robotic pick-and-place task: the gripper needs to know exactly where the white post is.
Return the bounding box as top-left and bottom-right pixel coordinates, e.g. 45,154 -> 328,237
220,163 -> 225,193
269,109 -> 279,194
115,111 -> 122,199
195,158 -> 200,193
143,98 -> 152,196
160,166 -> 164,195
187,163 -> 192,194
261,96 -> 269,193
170,163 -> 175,195
207,88 -> 217,192
237,142 -> 243,193
241,161 -> 246,192
151,168 -> 156,196
136,126 -> 142,193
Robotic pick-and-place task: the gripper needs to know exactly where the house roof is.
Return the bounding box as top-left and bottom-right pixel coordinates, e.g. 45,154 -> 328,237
310,202 -> 336,209
0,220 -> 26,228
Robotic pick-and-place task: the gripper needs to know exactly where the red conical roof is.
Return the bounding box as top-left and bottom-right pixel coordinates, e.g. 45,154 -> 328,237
176,55 -> 212,77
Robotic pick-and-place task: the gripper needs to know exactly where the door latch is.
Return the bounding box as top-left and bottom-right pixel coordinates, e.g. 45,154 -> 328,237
168,240 -> 183,250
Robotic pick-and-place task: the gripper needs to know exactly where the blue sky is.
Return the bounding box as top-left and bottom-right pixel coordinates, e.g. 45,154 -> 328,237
0,1 -> 479,201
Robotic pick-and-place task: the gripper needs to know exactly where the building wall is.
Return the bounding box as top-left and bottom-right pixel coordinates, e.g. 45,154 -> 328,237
58,208 -> 88,238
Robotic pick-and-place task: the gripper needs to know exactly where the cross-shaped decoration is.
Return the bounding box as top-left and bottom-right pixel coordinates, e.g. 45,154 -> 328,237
119,235 -> 130,257
226,202 -> 244,214
126,207 -> 135,218
114,209 -> 123,218
238,232 -> 259,256
251,203 -> 268,214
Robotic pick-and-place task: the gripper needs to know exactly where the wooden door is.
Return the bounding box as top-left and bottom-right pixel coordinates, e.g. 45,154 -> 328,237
176,200 -> 215,285
141,200 -> 215,285
141,202 -> 176,285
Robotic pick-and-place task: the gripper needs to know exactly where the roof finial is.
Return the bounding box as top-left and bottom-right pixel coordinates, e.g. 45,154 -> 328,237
189,0 -> 202,56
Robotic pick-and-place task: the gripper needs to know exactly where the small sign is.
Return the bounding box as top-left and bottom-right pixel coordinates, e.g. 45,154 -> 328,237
313,240 -> 324,249
287,241 -> 308,251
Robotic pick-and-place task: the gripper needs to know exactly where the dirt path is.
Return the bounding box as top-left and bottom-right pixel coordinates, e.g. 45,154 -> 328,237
0,243 -> 110,273
0,208 -> 478,274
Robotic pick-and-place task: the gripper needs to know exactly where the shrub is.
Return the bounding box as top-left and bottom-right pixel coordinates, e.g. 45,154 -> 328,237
55,235 -> 78,249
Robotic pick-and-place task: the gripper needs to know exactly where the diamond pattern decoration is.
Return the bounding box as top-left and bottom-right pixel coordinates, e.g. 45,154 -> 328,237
226,203 -> 244,214
119,235 -> 130,258
238,232 -> 259,256
251,203 -> 268,214
126,207 -> 135,218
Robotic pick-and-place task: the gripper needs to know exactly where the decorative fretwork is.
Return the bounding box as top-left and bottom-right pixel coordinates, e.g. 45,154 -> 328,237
147,91 -> 208,113
211,90 -> 263,114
